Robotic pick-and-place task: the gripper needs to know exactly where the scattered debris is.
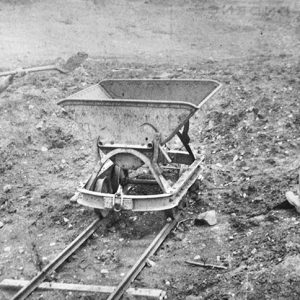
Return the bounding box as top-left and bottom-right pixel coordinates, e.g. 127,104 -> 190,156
42,257 -> 49,264
100,269 -> 109,275
41,146 -> 48,152
146,258 -> 156,268
194,210 -> 217,226
3,184 -> 12,193
185,260 -> 227,270
164,280 -> 171,286
4,246 -> 11,252
175,217 -> 194,230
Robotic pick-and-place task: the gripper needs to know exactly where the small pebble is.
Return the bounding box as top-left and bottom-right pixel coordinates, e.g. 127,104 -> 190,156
3,184 -> 12,193
70,193 -> 79,203
42,257 -> 49,264
193,255 -> 201,260
4,246 -> 11,252
41,146 -> 48,152
35,121 -> 43,130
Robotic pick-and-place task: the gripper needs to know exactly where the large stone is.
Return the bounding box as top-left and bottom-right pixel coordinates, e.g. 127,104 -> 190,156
286,191 -> 300,213
195,210 -> 217,226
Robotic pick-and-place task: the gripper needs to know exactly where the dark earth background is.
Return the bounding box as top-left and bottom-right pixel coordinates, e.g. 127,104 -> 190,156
0,0 -> 300,299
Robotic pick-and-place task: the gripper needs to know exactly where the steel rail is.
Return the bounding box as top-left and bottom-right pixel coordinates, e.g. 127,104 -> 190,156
11,218 -> 103,300
107,215 -> 179,300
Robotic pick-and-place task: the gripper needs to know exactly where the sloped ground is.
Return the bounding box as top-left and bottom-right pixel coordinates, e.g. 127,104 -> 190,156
0,1 -> 300,300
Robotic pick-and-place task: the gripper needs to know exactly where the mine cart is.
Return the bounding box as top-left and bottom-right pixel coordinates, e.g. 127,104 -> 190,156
58,79 -> 221,218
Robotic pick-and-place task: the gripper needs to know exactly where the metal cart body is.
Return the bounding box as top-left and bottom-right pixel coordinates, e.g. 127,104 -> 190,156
58,79 -> 221,214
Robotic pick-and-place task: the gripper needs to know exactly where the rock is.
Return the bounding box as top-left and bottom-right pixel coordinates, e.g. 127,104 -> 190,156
164,280 -> 171,286
3,184 -> 12,193
70,192 -> 79,203
251,215 -> 265,223
286,191 -> 300,213
42,257 -> 49,264
35,121 -> 43,130
4,246 -> 11,252
100,269 -> 109,275
0,75 -> 14,93
146,258 -> 156,267
0,221 -> 4,228
41,146 -> 48,152
195,210 -> 217,226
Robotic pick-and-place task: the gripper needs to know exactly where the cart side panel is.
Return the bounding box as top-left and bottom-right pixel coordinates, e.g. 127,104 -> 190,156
60,100 -> 195,145
100,80 -> 220,106
67,84 -> 112,100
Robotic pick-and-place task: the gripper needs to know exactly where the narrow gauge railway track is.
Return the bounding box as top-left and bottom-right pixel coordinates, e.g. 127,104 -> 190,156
7,214 -> 180,300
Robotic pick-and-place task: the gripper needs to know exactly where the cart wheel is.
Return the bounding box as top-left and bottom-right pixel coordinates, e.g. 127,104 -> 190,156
94,177 -> 111,219
164,197 -> 187,219
164,207 -> 178,220
110,165 -> 125,193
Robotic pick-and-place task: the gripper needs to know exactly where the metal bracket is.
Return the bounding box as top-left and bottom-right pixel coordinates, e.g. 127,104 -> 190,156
177,121 -> 195,162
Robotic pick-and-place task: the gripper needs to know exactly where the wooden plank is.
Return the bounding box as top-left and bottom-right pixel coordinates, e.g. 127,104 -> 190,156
0,279 -> 166,299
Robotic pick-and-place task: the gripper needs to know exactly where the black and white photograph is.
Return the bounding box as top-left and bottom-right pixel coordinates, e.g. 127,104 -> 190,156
0,1 -> 299,299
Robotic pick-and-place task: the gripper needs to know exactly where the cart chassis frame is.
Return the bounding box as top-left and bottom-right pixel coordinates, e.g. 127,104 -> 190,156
78,124 -> 203,212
